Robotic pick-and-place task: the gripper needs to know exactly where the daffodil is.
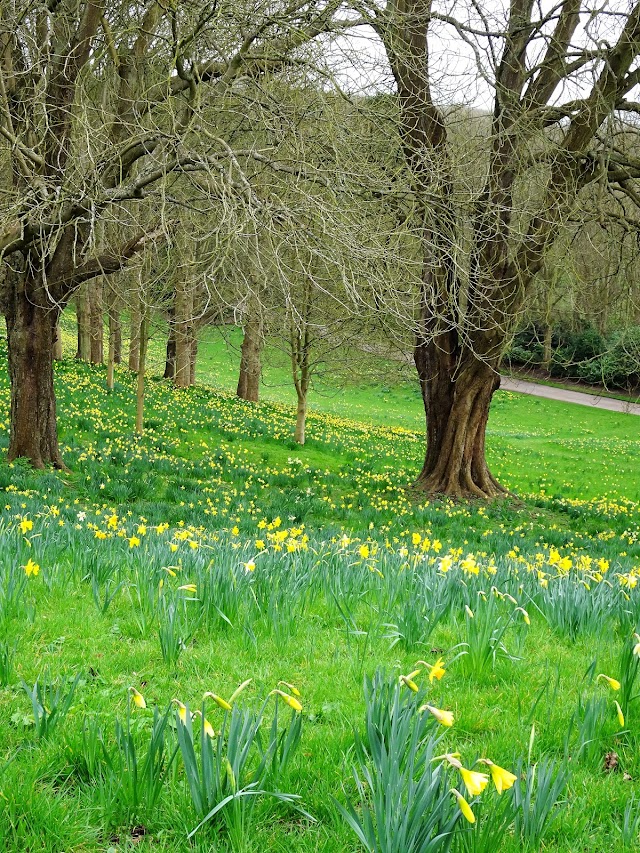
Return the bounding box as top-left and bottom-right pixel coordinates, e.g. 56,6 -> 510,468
172,699 -> 188,723
615,700 -> 625,728
270,689 -> 302,712
433,752 -> 462,769
130,687 -> 146,709
178,583 -> 197,593
193,710 -> 215,738
597,673 -> 621,691
277,680 -> 301,697
203,692 -> 233,711
417,658 -> 445,682
23,558 -> 40,577
419,704 -> 454,726
633,633 -> 640,657
228,679 -> 252,703
451,788 -> 475,823
477,759 -> 517,794
399,669 -> 421,692
19,518 -> 33,535
459,767 -> 489,797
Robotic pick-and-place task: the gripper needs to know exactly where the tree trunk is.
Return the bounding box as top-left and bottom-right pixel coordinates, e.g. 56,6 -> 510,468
129,289 -> 141,372
413,339 -> 506,499
107,311 -> 116,391
190,335 -> 198,385
237,313 -> 263,402
294,393 -> 307,445
164,304 -> 176,379
53,322 -> 63,360
542,322 -> 552,373
106,284 -> 122,364
76,285 -> 91,361
135,311 -> 148,435
5,280 -> 65,469
174,279 -> 194,388
89,278 -> 103,364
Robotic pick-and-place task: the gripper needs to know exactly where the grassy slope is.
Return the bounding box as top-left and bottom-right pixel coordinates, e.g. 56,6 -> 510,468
0,325 -> 639,851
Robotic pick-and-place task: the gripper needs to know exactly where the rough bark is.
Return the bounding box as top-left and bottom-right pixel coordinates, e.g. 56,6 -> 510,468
174,279 -> 194,387
128,291 -> 141,372
89,277 -> 103,364
76,285 -> 91,361
164,304 -> 176,379
294,395 -> 308,445
190,336 -> 198,385
237,312 -> 263,402
53,322 -> 63,360
6,277 -> 65,469
135,311 -> 148,434
414,336 -> 506,498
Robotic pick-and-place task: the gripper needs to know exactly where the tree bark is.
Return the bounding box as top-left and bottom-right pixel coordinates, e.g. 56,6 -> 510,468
190,335 -> 198,385
53,322 -> 63,360
128,289 -> 141,372
164,304 -> 176,379
413,337 -> 506,499
294,394 -> 307,445
237,312 -> 263,402
5,277 -> 65,469
174,278 -> 194,387
135,310 -> 148,435
89,277 -> 103,364
76,285 -> 91,361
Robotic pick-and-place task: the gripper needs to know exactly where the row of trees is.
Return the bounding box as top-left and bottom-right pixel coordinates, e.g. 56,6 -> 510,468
3,1 -> 640,498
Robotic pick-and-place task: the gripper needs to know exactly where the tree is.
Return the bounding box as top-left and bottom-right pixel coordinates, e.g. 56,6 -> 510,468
0,0 -> 354,467
357,0 -> 640,496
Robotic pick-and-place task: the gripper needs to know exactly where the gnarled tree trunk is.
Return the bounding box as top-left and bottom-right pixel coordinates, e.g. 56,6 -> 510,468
6,277 -> 64,469
414,334 -> 505,498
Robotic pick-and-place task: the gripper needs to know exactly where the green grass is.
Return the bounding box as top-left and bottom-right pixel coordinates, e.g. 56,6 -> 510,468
0,324 -> 640,850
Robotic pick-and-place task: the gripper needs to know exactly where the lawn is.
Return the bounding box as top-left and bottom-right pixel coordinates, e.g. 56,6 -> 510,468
0,326 -> 639,851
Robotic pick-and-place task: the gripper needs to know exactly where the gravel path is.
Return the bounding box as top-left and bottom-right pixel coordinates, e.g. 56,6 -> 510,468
500,375 -> 640,416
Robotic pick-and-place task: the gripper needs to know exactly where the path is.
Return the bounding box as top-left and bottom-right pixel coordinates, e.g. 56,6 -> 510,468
500,375 -> 640,416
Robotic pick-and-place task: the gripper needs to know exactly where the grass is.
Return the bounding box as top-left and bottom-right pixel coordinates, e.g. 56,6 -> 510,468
0,322 -> 640,850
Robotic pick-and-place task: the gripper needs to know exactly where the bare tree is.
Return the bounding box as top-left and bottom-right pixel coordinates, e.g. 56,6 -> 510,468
0,0 -> 354,467
352,0 -> 640,497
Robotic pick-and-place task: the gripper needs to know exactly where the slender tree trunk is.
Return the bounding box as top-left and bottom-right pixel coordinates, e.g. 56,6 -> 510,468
107,311 -> 116,391
89,278 -> 103,364
129,287 -> 141,372
164,304 -> 176,379
174,279 -> 194,387
190,335 -> 198,385
294,392 -> 308,445
237,312 -> 263,402
542,323 -> 552,372
135,310 -> 148,435
413,337 -> 506,499
76,285 -> 91,361
53,322 -> 63,360
5,277 -> 65,469
106,284 -> 122,364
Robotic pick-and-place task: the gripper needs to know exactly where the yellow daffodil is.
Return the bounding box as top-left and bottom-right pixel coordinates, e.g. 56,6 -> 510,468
172,699 -> 188,723
270,689 -> 302,712
420,704 -> 454,727
459,767 -> 489,797
597,673 -> 621,691
399,669 -> 421,692
465,605 -> 474,618
228,679 -> 253,704
433,752 -> 462,769
451,788 -> 475,823
178,583 -> 197,593
615,700 -> 625,728
633,633 -> 640,657
417,658 -> 445,682
277,681 -> 301,697
193,710 -> 215,738
23,558 -> 40,577
19,518 -> 33,535
477,759 -> 517,794
130,687 -> 146,709
203,692 -> 233,711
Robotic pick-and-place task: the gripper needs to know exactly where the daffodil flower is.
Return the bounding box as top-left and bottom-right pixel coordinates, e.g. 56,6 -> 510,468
417,658 -> 446,682
597,673 -> 621,691
130,687 -> 146,709
178,583 -> 197,594
419,704 -> 454,727
433,752 -> 462,769
399,669 -> 421,692
477,759 -> 517,794
459,767 -> 489,797
615,700 -> 625,728
451,788 -> 475,824
228,679 -> 252,703
203,692 -> 233,711
277,680 -> 301,697
172,699 -> 188,723
633,633 -> 640,657
270,689 -> 302,712
193,710 -> 215,738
